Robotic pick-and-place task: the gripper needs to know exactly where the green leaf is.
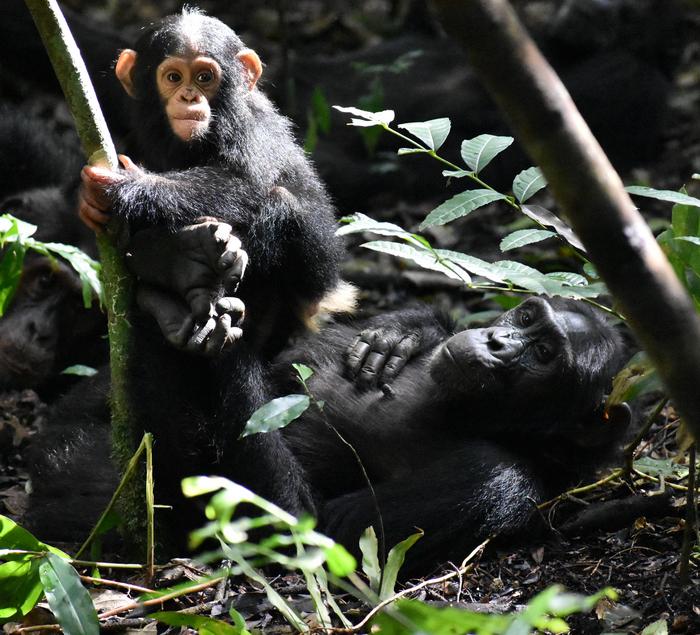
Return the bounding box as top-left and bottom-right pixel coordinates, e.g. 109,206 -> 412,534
38,552 -> 99,635
397,118 -> 451,150
461,134 -> 514,173
152,611 -> 249,635
42,242 -> 102,308
323,543 -> 356,577
641,619 -> 669,635
442,169 -> 471,179
633,457 -> 681,478
337,213 -> 418,242
0,515 -> 70,622
513,166 -> 547,203
0,243 -> 25,316
240,395 -> 310,438
500,229 -> 556,251
379,531 -> 423,600
521,204 -> 585,251
420,189 -> 507,229
333,105 -> 394,127
397,147 -> 429,155
359,527 -> 381,593
544,271 -> 588,286
0,214 -> 37,243
434,249 -> 506,282
676,236 -> 700,246
362,241 -> 471,283
61,365 -> 98,377
626,186 -> 700,208
292,363 -> 313,382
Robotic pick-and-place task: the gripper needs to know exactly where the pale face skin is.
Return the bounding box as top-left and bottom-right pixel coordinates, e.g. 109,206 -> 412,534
156,55 -> 222,141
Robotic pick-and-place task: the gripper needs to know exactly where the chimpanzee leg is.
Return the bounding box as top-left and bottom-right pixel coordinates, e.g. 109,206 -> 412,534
321,441 -> 544,575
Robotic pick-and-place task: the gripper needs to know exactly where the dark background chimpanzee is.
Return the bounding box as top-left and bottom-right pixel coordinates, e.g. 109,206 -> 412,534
73,10 -> 346,548
0,106 -> 106,398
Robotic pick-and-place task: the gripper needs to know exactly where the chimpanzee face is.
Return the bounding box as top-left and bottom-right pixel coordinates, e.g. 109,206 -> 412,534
429,296 -> 614,405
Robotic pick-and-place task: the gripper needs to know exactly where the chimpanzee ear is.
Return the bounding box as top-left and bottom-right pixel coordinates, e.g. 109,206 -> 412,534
603,402 -> 632,429
115,49 -> 138,98
236,49 -> 262,91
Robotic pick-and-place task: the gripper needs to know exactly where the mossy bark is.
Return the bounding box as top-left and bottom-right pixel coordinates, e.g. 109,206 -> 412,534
24,0 -> 144,551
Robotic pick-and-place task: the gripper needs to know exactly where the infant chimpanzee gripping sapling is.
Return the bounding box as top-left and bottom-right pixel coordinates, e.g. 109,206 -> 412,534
76,9 -> 344,546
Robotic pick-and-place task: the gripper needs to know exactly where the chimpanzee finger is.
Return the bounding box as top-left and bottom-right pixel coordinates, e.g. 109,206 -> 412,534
136,285 -> 194,349
204,314 -> 243,355
187,316 -> 217,351
379,333 -> 421,385
346,329 -> 378,378
356,338 -> 392,389
220,248 -> 248,293
186,289 -> 215,323
215,296 -> 246,324
117,154 -> 144,176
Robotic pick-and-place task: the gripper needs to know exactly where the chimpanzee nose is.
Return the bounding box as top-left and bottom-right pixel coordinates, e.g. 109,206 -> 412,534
181,88 -> 199,102
486,327 -> 523,363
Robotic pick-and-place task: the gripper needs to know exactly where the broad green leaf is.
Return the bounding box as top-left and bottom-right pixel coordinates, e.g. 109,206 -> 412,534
0,214 -> 37,243
626,186 -> 700,208
38,552 -> 99,635
152,611 -> 248,635
434,249 -> 506,282
0,559 -> 43,621
323,543 -> 356,577
521,205 -> 585,251
61,365 -> 98,377
461,134 -> 514,173
292,363 -> 313,382
362,241 -> 471,283
240,395 -> 310,438
420,189 -> 507,229
676,235 -> 700,246
398,118 -> 451,150
544,272 -> 588,286
359,527 -> 381,593
333,105 -> 394,127
633,457 -> 680,478
500,229 -> 556,251
513,166 -> 547,203
379,531 -> 423,600
42,242 -> 102,308
337,213 -> 415,239
641,620 -> 669,635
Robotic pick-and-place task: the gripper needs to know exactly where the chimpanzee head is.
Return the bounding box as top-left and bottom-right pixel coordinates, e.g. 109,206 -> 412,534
429,296 -> 627,437
114,9 -> 263,165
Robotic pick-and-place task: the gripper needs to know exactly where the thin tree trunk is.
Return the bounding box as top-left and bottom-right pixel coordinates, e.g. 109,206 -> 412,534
24,0 -> 138,511
432,0 -> 700,441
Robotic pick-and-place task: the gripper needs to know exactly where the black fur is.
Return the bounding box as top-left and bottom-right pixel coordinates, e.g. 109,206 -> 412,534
100,11 -> 342,548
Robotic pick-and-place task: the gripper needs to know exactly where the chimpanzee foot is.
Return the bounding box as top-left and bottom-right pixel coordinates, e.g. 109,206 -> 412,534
185,296 -> 245,355
346,327 -> 422,391
127,218 -> 248,323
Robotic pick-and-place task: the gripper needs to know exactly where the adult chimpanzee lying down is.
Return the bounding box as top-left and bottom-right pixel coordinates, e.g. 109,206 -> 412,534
26,236 -> 629,572
272,296 -> 630,572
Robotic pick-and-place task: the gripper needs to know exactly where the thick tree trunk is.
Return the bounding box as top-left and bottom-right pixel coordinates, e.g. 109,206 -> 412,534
431,0 -> 700,441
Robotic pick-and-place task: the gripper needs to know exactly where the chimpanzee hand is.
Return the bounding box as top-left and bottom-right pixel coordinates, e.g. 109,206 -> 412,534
136,284 -> 244,356
346,327 -> 422,392
127,219 -> 248,323
78,154 -> 142,232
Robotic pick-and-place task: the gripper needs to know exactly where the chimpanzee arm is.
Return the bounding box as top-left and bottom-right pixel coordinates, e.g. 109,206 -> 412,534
109,166 -> 342,303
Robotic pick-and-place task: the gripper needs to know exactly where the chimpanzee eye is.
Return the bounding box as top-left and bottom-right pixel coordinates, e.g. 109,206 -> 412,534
519,310 -> 532,327
196,71 -> 213,83
166,71 -> 182,83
